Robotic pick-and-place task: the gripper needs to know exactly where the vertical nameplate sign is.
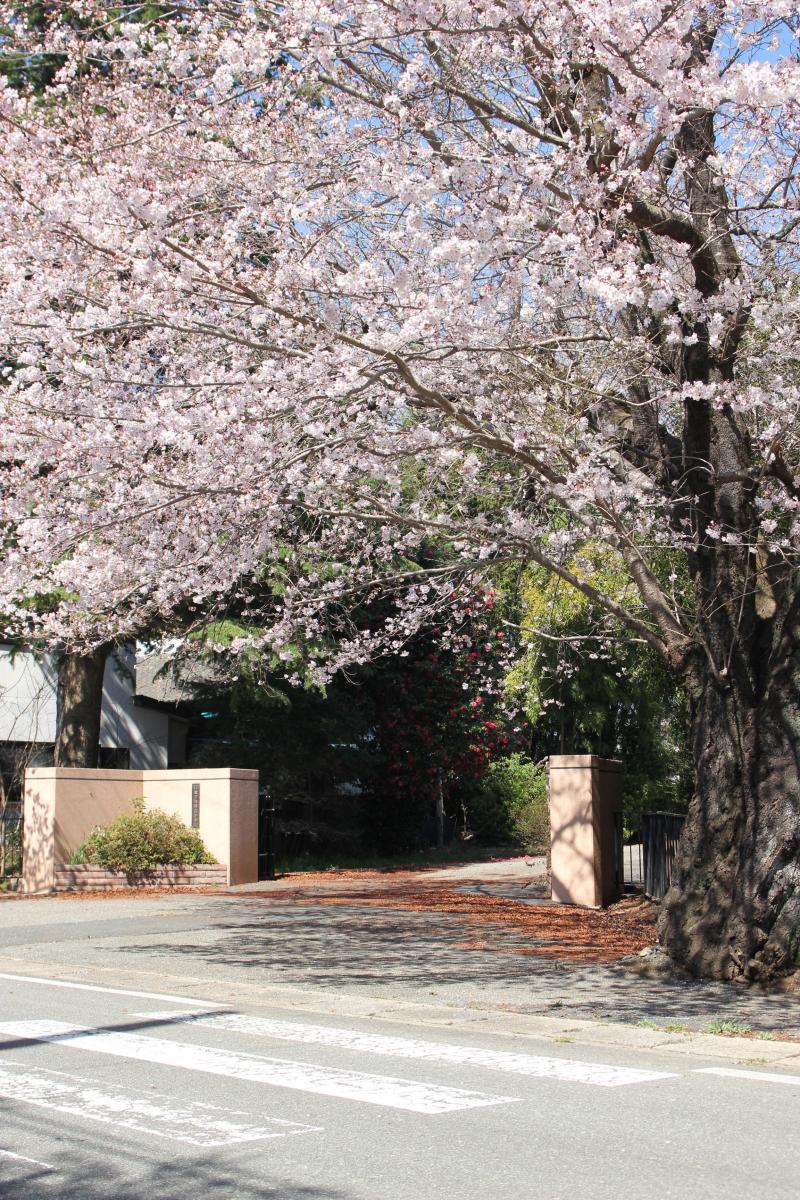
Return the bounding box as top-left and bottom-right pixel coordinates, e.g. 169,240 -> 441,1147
191,783 -> 200,829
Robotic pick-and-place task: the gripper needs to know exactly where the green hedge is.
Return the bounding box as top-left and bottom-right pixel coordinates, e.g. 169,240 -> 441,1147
461,755 -> 549,853
73,800 -> 215,872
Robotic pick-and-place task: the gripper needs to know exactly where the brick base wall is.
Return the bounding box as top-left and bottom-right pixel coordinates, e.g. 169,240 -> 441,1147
54,864 -> 228,891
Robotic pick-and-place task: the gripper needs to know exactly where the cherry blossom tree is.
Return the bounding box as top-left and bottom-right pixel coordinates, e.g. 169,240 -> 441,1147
1,2 -> 798,980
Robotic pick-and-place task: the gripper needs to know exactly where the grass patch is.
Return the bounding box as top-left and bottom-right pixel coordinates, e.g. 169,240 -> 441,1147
636,1018 -> 692,1034
277,843 -> 520,874
706,1019 -> 753,1037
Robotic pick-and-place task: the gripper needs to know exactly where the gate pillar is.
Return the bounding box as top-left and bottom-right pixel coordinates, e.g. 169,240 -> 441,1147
548,755 -> 624,908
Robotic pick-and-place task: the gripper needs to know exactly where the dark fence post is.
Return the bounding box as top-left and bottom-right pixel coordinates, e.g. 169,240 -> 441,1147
258,788 -> 277,882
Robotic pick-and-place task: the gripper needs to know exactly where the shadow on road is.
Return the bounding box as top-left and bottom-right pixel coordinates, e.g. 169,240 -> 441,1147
114,901 -> 800,1033
2,1142 -> 349,1200
0,1010 -> 233,1055
1,1091 -> 351,1200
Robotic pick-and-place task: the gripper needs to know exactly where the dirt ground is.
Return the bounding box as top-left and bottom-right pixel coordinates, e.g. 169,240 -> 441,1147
235,878 -> 658,965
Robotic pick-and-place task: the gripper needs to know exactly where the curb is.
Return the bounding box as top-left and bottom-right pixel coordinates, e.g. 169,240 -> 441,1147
1,955 -> 798,1072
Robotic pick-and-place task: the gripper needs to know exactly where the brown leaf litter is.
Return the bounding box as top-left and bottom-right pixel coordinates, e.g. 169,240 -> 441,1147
238,879 -> 658,964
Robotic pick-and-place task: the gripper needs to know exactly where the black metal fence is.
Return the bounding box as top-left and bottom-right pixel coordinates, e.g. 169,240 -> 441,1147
622,811 -> 686,900
0,809 -> 23,879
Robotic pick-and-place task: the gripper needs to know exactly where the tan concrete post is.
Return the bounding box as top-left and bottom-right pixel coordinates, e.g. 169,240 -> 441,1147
22,769 -> 56,894
548,755 -> 624,908
22,767 -> 145,893
141,768 -> 259,885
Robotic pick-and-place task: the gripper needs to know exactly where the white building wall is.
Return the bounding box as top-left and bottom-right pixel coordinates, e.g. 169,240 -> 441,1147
0,645 -> 58,744
100,648 -> 170,770
0,645 -> 170,769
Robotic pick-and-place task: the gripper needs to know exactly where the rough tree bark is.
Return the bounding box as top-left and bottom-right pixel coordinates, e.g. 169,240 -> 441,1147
54,645 -> 111,768
659,585 -> 800,981
614,56 -> 800,979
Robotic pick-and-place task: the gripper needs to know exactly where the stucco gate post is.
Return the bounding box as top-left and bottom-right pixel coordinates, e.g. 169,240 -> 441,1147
548,755 -> 624,908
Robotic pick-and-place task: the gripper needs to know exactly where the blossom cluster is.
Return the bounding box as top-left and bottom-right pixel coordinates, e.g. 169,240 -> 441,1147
0,2 -> 797,674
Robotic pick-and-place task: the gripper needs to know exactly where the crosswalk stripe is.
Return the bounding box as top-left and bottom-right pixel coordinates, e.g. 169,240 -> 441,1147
695,1067 -> 800,1087
0,1147 -> 56,1170
0,1060 -> 321,1147
0,972 -> 223,1009
135,1010 -> 677,1088
0,1021 -> 517,1115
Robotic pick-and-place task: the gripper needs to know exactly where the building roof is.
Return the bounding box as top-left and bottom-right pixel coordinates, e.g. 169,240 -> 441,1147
135,653 -> 225,708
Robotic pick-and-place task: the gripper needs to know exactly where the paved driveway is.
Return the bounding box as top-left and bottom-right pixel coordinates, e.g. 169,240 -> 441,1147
1,857 -> 798,1035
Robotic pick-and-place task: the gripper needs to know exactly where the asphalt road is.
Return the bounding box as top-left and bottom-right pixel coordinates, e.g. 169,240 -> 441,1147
0,894 -> 799,1199
0,891 -> 798,1031
1,971 -> 799,1200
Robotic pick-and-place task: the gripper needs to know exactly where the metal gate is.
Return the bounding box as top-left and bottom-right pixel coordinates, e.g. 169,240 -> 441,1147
642,811 -> 686,900
621,811 -> 686,899
621,831 -> 643,891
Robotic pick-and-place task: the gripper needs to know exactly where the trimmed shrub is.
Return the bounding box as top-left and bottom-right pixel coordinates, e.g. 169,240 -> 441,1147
460,754 -> 549,852
76,800 -> 215,872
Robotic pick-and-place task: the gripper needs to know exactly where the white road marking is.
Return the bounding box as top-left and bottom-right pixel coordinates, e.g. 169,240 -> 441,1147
0,1147 -> 56,1170
0,972 -> 224,1009
135,1010 -> 677,1088
0,1021 -> 516,1115
695,1067 -> 800,1087
0,1060 -> 321,1147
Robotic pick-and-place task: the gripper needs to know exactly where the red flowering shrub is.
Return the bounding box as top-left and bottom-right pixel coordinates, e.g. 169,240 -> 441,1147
370,595 -> 525,850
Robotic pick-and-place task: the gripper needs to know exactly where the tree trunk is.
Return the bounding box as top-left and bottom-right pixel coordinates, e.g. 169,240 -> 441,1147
659,631 -> 800,982
54,646 -> 110,768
